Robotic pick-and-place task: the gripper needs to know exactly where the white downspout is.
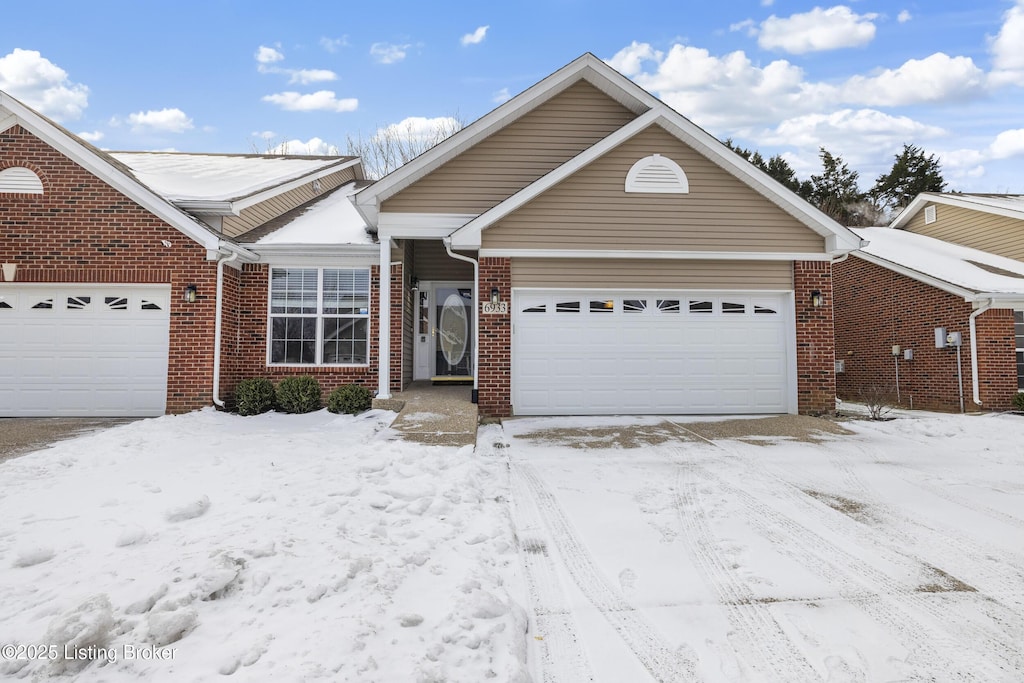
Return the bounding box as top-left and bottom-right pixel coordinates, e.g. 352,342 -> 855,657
443,237 -> 479,403
969,299 -> 994,407
212,251 -> 239,408
377,239 -> 393,400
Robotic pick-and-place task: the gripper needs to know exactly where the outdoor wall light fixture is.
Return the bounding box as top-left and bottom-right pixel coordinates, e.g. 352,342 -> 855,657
810,290 -> 823,307
183,284 -> 197,303
411,277 -> 419,290
490,287 -> 500,305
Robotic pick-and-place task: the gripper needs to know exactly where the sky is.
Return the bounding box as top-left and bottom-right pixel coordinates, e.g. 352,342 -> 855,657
2,1 -> 1024,193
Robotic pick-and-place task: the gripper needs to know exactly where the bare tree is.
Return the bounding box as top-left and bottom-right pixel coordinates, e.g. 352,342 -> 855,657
347,114 -> 465,179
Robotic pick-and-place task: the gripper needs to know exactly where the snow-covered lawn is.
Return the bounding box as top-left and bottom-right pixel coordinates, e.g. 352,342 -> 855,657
0,409 -> 527,681
3,408 -> 1023,682
496,411 -> 1024,682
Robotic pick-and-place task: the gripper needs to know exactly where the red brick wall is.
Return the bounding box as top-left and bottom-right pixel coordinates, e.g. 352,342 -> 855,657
478,257 -> 511,417
833,256 -> 1016,411
794,261 -> 836,414
1,125 -> 218,413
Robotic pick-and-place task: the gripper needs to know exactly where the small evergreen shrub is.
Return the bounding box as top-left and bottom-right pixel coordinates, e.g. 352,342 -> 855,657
327,384 -> 373,415
275,375 -> 322,414
1013,392 -> 1024,412
234,378 -> 275,416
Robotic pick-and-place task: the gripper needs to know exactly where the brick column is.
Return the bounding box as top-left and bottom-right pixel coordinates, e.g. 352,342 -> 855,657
478,257 -> 512,417
794,260 -> 836,414
390,262 -> 404,393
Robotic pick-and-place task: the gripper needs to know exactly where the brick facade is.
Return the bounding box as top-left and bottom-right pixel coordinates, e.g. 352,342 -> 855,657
0,125 -> 217,413
833,256 -> 1017,411
794,260 -> 836,414
477,257 -> 512,417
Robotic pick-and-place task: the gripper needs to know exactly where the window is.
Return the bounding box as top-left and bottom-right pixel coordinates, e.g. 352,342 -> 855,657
722,301 -> 746,314
269,267 -> 370,365
623,299 -> 647,312
555,301 -> 580,313
590,300 -> 614,313
1016,311 -> 1024,390
656,299 -> 680,313
688,300 -> 713,313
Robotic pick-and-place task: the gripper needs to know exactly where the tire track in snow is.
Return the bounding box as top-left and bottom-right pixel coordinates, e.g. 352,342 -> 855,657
672,458 -> 822,682
512,460 -> 698,683
664,430 -> 1022,681
509,463 -> 597,683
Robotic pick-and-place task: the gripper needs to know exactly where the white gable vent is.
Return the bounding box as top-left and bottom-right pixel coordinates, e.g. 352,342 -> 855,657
0,167 -> 44,194
924,205 -> 937,224
625,154 -> 689,194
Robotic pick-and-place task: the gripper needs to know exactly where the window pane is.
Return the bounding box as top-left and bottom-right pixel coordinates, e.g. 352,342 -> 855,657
688,300 -> 712,313
271,316 -> 317,363
590,300 -> 614,313
1018,351 -> 1024,390
322,317 -> 369,364
271,268 -> 318,314
555,301 -> 580,313
723,301 -> 745,314
623,299 -> 647,312
323,269 -> 370,315
657,299 -> 680,313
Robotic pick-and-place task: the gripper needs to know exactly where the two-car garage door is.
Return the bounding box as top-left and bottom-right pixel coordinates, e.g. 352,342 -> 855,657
0,285 -> 170,417
513,290 -> 794,415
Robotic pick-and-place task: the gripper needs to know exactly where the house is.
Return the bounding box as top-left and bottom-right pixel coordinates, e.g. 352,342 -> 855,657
891,192 -> 1024,262
833,226 -> 1024,412
1,53 -> 863,418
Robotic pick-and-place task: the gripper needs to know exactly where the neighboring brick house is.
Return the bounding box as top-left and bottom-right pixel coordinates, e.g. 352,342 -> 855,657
834,227 -> 1024,412
2,53 -> 865,418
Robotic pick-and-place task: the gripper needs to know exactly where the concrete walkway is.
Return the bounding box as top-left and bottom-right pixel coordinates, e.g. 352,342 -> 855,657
384,382 -> 478,446
0,418 -> 137,463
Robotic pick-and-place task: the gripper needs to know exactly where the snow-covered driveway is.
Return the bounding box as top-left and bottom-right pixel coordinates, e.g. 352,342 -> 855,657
495,413 -> 1024,683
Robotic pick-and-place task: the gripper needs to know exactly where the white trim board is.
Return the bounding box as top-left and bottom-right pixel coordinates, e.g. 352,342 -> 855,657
892,193 -> 1024,228
478,249 -> 831,261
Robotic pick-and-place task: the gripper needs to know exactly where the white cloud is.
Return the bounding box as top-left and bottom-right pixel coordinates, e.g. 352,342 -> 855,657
320,36 -> 348,53
492,87 -> 510,104
607,42 -> 664,77
761,0 -> 774,5
255,45 -> 284,64
261,90 -> 358,112
989,1 -> 1024,85
251,130 -> 276,140
77,130 -> 103,142
728,19 -> 757,36
988,128 -> 1024,159
286,68 -> 337,84
842,53 -> 986,106
461,26 -> 489,46
758,6 -> 878,54
375,116 -> 461,144
0,48 -> 89,121
127,108 -> 194,133
370,42 -> 410,64
268,137 -> 340,155
897,10 -> 912,23
761,109 -> 946,151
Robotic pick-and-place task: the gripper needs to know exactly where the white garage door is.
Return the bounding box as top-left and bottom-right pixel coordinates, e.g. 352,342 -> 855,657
513,290 -> 794,415
0,285 -> 171,416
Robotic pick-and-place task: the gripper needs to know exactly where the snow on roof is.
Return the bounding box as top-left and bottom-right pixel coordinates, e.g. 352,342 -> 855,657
853,227 -> 1024,294
252,182 -> 373,245
110,152 -> 353,203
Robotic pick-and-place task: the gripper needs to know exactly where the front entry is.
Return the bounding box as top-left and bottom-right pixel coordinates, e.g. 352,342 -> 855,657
413,281 -> 474,382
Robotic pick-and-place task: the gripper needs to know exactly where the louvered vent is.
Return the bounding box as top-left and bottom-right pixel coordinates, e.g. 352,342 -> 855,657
0,167 -> 44,194
924,205 -> 937,224
624,154 -> 688,194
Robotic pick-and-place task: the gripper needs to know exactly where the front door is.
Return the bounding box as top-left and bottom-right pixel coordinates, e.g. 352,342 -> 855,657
413,282 -> 473,380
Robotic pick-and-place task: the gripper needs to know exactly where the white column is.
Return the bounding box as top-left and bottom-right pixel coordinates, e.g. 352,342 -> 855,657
377,238 -> 392,399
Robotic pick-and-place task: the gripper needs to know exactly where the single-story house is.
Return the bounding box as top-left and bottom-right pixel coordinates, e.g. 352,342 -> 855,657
834,226 -> 1024,412
1,53 -> 863,418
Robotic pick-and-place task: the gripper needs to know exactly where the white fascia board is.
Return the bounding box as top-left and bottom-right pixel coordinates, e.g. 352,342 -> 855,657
970,294 -> 1024,307
891,193 -> 1024,228
0,111 -> 16,134
352,53 -> 658,225
850,250 -> 978,300
478,248 -> 832,261
174,200 -> 236,216
377,212 -> 475,240
0,92 -> 223,252
246,243 -> 379,267
232,160 -> 361,212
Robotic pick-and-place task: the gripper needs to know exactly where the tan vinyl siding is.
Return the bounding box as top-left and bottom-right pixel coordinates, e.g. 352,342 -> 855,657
512,258 -> 794,290
903,203 -> 1024,261
411,239 -> 474,281
222,167 -> 356,237
381,81 -> 637,215
401,240 -> 414,388
484,125 -> 825,253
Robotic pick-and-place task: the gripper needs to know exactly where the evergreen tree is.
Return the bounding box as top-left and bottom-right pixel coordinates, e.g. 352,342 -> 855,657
809,147 -> 863,224
871,144 -> 946,212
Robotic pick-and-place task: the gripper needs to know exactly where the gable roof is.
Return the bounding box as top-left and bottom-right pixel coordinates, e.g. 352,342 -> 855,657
353,53 -> 660,225
851,227 -> 1024,302
891,192 -> 1024,228
237,181 -> 373,246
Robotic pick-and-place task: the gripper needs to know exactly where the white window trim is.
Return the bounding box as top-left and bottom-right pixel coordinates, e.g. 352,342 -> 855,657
267,266 -> 372,367
1015,310 -> 1024,392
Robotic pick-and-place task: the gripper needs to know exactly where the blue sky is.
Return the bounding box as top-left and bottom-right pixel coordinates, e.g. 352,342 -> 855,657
2,1 -> 1024,193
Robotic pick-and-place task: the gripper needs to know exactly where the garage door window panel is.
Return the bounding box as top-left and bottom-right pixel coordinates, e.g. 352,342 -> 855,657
688,300 -> 712,313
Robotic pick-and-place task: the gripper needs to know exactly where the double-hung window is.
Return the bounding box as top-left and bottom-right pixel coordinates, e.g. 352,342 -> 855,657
269,268 -> 370,365
1016,310 -> 1024,390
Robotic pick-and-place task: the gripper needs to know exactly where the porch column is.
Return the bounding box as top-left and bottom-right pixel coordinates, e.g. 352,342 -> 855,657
377,238 -> 392,399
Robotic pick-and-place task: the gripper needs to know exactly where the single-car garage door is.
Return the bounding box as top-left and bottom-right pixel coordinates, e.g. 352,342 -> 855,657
513,290 -> 794,415
0,285 -> 171,416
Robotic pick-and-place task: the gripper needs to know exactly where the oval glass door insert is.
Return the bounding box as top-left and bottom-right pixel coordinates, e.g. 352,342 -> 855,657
438,293 -> 468,366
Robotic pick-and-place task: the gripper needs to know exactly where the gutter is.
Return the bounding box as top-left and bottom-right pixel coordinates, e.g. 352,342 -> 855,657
443,237 -> 480,404
212,251 -> 240,408
969,298 -> 994,407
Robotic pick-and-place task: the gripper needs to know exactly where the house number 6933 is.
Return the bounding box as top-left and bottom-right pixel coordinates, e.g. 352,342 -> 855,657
481,302 -> 508,314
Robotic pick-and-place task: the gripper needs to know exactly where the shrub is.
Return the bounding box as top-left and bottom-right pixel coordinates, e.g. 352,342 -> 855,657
858,385 -> 896,420
327,384 -> 373,415
1013,392 -> 1024,412
234,378 -> 275,416
275,376 -> 322,414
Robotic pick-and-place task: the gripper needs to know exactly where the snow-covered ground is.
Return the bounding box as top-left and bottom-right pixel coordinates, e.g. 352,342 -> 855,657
0,409 -> 527,682
3,408 -> 1023,682
497,411 -> 1024,682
